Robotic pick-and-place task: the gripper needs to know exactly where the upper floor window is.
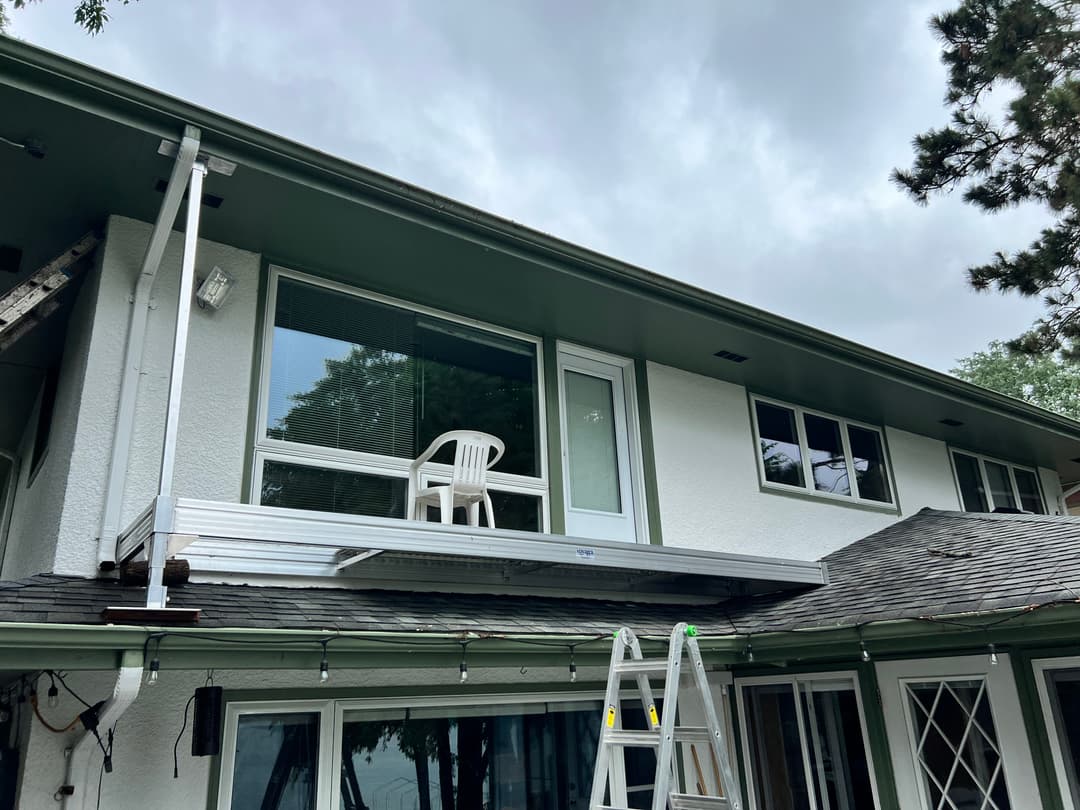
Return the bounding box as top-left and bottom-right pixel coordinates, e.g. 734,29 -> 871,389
950,450 -> 1044,514
750,396 -> 893,506
253,268 -> 546,531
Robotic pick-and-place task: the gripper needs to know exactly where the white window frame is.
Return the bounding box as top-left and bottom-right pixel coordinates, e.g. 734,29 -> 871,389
555,341 -> 650,544
1033,655 -> 1080,810
948,448 -> 1046,514
252,265 -> 550,531
218,690 -> 604,810
876,654 -> 1040,810
748,395 -> 896,510
216,699 -> 337,810
735,670 -> 882,810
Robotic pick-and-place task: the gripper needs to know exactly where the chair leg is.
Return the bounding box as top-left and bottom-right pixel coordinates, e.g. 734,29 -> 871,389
483,492 -> 496,529
466,501 -> 480,527
439,488 -> 454,525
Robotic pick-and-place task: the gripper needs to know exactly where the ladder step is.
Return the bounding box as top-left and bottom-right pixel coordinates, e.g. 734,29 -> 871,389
613,658 -> 669,674
670,794 -> 731,810
604,730 -> 661,746
673,726 -> 715,744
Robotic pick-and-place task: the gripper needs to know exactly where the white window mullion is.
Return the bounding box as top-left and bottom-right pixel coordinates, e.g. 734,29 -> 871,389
794,408 -> 815,495
790,680 -> 822,810
837,422 -> 860,503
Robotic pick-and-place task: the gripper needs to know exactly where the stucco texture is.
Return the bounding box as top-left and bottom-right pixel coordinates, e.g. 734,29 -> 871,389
645,361 -> 962,561
15,664 -> 613,810
46,216 -> 260,577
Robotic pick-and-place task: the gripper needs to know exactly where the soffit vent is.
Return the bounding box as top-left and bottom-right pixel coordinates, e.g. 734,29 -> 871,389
939,418 -> 964,427
714,349 -> 749,363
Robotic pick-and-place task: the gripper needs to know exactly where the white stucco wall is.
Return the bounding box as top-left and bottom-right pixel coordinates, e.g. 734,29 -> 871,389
1,247 -> 105,580
14,664 -> 619,810
646,362 -> 963,560
41,215 -> 260,577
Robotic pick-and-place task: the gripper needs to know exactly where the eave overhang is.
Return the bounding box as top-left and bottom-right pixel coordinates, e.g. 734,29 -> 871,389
3,37 -> 1080,476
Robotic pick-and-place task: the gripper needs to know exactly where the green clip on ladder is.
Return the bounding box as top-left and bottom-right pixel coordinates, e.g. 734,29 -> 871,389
589,623 -> 740,810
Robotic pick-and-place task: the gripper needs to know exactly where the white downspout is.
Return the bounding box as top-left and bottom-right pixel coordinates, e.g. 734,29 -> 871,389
96,126 -> 201,568
61,650 -> 142,810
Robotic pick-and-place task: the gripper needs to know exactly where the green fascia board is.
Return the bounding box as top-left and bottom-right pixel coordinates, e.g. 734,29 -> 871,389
2,603 -> 1079,670
2,38 -> 1079,442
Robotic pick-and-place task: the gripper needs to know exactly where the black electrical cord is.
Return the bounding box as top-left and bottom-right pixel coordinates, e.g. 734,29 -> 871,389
173,693 -> 196,779
48,670 -> 93,709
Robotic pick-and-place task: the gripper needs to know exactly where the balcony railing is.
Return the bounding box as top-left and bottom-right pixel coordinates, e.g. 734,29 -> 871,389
118,495 -> 827,601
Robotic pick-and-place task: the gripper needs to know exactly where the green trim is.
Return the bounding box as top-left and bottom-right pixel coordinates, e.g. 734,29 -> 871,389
222,679 -> 606,705
634,359 -> 663,546
1011,648 -> 1079,810
239,259 -> 271,504
857,662 -> 901,810
542,336 -> 566,535
1,37 -> 1078,442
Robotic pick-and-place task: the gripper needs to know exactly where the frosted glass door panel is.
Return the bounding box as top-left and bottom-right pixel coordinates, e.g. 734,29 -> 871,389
558,349 -> 640,543
565,371 -> 621,513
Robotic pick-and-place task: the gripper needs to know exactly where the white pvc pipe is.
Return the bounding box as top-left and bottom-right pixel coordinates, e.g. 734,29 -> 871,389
96,127 -> 200,568
61,651 -> 142,810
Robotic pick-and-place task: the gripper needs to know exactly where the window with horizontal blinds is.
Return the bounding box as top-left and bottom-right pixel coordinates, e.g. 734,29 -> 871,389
256,272 -> 548,530
266,277 -> 539,476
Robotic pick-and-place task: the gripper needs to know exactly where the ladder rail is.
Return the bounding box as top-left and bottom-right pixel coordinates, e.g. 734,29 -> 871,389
589,623 -> 743,810
686,636 -> 741,809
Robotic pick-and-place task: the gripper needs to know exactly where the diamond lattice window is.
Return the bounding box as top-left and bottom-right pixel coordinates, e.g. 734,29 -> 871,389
905,679 -> 1012,810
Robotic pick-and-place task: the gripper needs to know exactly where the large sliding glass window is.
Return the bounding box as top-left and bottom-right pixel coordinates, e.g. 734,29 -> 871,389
738,674 -> 879,810
254,268 -> 546,531
950,450 -> 1045,514
220,695 -> 690,810
750,396 -> 894,508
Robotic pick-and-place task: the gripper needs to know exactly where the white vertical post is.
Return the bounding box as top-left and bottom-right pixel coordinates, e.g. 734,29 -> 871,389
145,159 -> 206,609
97,127 -> 200,567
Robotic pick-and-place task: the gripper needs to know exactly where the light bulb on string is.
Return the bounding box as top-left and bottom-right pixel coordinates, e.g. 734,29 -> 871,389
988,643 -> 998,666
46,675 -> 59,709
568,648 -> 577,684
860,642 -> 871,663
459,642 -> 470,684
319,641 -> 330,684
146,656 -> 160,686
745,641 -> 754,664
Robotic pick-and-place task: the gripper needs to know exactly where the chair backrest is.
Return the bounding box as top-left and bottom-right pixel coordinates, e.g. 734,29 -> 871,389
441,430 -> 504,494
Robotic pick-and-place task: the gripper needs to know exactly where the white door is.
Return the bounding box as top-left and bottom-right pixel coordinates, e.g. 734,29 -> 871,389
877,655 -> 1041,810
557,346 -> 642,543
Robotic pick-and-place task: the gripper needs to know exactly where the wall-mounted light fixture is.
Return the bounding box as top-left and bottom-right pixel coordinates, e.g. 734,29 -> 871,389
195,266 -> 236,310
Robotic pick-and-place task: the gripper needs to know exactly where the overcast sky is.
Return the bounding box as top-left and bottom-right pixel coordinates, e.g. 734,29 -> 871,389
7,1 -> 1055,372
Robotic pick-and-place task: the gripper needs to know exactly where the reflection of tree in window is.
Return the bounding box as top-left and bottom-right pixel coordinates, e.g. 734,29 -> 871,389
803,414 -> 850,496
755,402 -> 805,488
268,279 -> 539,478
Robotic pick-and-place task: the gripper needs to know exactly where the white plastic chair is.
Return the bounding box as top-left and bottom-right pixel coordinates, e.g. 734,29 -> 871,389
406,430 -> 505,528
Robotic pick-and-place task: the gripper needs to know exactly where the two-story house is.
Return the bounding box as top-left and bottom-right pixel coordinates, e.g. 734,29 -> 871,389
2,37 -> 1080,810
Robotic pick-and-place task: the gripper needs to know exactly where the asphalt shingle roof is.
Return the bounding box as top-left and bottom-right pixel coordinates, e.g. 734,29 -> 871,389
1,509 -> 1078,637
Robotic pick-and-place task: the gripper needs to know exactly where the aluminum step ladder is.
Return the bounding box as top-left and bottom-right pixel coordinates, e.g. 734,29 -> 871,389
0,231 -> 100,352
589,623 -> 740,810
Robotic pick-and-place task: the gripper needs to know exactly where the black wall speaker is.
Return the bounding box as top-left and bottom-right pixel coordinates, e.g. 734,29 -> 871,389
191,686 -> 223,757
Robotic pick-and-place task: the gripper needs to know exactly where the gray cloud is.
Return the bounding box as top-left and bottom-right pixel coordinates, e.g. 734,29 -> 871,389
9,0 -> 1050,370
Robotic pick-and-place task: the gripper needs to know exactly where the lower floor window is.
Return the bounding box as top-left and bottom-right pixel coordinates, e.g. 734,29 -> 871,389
220,696 -> 659,810
738,675 -> 878,810
1037,663 -> 1080,808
